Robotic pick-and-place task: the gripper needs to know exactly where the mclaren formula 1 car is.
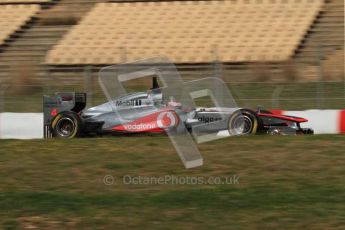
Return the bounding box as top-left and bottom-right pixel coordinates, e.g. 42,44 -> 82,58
43,77 -> 313,138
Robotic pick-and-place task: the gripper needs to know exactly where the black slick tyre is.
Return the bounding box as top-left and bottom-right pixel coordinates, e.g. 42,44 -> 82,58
51,111 -> 82,138
228,109 -> 261,135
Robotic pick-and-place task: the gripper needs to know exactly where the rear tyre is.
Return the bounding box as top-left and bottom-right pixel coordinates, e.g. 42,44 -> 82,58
51,111 -> 82,138
228,109 -> 261,135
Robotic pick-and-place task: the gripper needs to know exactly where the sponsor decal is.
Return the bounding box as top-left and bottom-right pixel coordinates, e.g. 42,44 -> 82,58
114,110 -> 178,132
116,99 -> 143,106
116,100 -> 133,106
157,111 -> 178,128
124,123 -> 155,130
197,116 -> 222,123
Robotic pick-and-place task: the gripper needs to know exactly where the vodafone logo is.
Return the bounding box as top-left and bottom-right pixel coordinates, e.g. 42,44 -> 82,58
157,111 -> 178,128
124,123 -> 155,130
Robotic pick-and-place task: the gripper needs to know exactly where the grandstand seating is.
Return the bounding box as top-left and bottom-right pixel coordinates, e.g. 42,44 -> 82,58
0,4 -> 40,46
296,0 -> 344,60
46,0 -> 324,64
0,0 -> 51,3
0,0 -> 342,82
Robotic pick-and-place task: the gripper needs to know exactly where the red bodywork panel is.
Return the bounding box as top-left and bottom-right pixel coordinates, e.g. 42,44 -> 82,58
258,113 -> 308,123
112,109 -> 179,133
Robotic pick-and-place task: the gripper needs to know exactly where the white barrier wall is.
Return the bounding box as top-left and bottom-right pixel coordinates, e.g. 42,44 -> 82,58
0,110 -> 344,139
283,110 -> 338,134
0,113 -> 43,139
271,110 -> 345,135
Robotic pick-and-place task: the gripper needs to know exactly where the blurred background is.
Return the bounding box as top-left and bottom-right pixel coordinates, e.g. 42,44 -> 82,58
0,1 -> 344,229
0,0 -> 343,113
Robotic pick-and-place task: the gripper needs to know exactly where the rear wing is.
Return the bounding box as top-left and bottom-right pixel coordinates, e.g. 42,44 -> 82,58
43,92 -> 86,138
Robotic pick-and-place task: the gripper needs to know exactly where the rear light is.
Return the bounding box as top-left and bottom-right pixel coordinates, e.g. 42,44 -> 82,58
51,108 -> 57,116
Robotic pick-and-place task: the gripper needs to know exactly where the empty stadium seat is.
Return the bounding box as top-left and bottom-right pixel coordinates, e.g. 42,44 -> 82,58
46,0 -> 324,64
0,5 -> 40,46
0,0 -> 51,3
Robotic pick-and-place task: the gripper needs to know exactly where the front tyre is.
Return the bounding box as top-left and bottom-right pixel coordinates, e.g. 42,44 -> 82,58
228,109 -> 260,135
51,111 -> 82,138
